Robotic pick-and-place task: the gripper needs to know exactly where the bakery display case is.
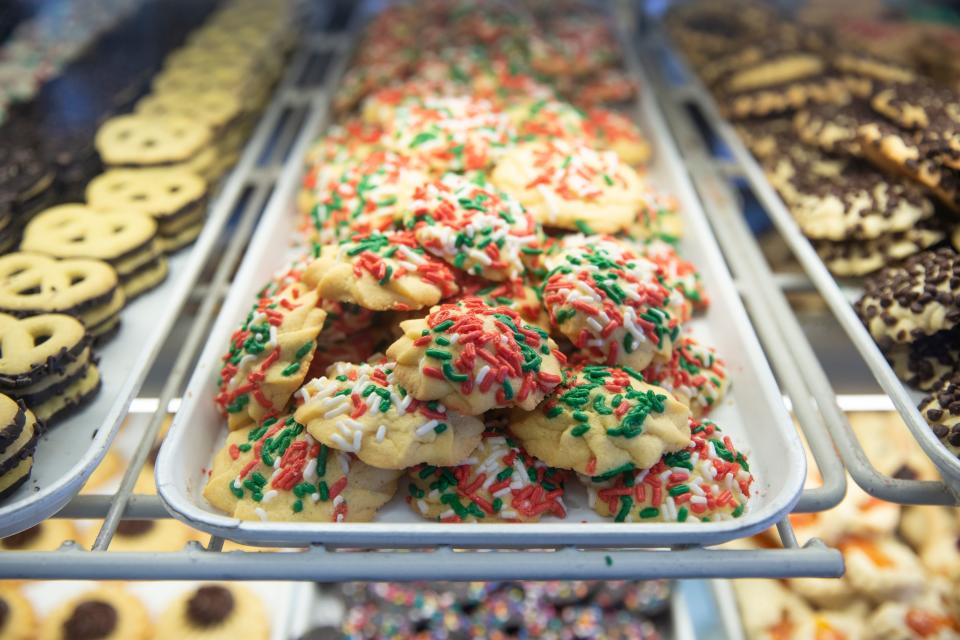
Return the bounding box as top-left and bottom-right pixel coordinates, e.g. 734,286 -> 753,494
0,0 -> 957,637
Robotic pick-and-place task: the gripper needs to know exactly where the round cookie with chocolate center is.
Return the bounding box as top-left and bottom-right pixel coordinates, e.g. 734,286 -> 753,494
509,365 -> 691,477
0,584 -> 35,640
491,139 -> 645,234
386,298 -> 565,415
305,231 -> 460,311
295,360 -> 485,469
39,586 -> 150,640
155,584 -> 269,640
582,418 -> 752,523
856,248 -> 960,347
407,432 -> 567,523
404,173 -> 544,281
205,413 -> 401,523
919,373 -> 960,459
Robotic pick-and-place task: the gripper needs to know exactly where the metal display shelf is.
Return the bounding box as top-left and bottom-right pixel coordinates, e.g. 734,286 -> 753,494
644,31 -> 960,507
0,5 -> 850,581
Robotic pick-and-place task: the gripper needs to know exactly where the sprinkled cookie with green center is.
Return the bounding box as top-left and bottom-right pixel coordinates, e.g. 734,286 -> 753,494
294,360 -> 485,469
386,297 -> 565,415
305,231 -> 460,311
407,432 -> 567,523
306,151 -> 430,245
642,336 -> 728,418
405,173 -> 544,281
582,418 -> 752,523
491,139 -> 645,234
541,236 -> 684,369
385,95 -> 516,174
509,365 -> 691,476
204,415 -> 401,523
214,281 -> 327,431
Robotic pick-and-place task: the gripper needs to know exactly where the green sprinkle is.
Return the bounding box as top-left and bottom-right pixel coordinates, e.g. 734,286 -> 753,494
668,484 -> 689,497
732,504 -> 745,518
442,363 -> 469,382
571,424 -> 590,437
492,497 -> 503,512
574,220 -> 594,234
295,341 -> 314,359
318,481 -> 329,501
677,507 -> 689,522
434,423 -> 448,434
281,362 -> 300,376
433,320 -> 454,332
605,555 -> 613,567
639,507 -> 660,519
230,482 -> 244,499
425,349 -> 452,360
292,499 -> 303,513
615,496 -> 634,522
502,380 -> 514,400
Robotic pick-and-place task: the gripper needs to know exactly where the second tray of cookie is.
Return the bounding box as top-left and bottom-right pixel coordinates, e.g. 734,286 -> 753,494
156,3 -> 806,548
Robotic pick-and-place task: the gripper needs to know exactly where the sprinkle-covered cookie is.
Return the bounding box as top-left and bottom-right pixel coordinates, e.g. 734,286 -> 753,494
541,237 -> 684,369
407,432 -> 567,522
627,187 -> 684,243
306,231 -> 460,311
886,329 -> 960,391
204,414 -> 401,522
856,248 -> 960,347
214,280 -> 327,431
919,373 -> 960,459
581,107 -> 651,166
457,277 -> 549,329
583,417 -> 751,522
386,297 -> 565,415
642,336 -> 728,418
294,360 -> 485,469
491,140 -> 645,233
404,173 -> 544,281
384,95 -> 516,174
305,151 -> 430,245
509,365 -> 691,476
639,238 -> 708,316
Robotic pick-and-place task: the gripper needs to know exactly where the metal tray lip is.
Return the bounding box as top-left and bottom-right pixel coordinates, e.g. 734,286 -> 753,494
657,33 -> 960,488
0,213 -> 228,538
157,35 -> 806,549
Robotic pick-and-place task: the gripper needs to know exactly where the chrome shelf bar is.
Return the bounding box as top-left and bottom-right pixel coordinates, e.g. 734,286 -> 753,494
644,32 -> 959,505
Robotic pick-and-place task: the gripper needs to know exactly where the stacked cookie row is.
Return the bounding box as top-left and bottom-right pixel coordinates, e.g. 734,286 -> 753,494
0,394 -> 39,501
667,1 -> 960,279
733,415 -> 960,639
0,582 -> 271,640
202,0 -> 749,529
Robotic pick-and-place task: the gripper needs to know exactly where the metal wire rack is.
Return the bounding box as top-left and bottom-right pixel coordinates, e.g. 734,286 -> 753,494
642,28 -> 960,507
0,2 -> 856,581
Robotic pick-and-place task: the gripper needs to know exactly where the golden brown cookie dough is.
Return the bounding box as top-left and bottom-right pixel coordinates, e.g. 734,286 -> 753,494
0,520 -> 78,552
154,584 -> 269,640
0,584 -> 35,640
510,365 -> 690,477
39,586 -> 151,640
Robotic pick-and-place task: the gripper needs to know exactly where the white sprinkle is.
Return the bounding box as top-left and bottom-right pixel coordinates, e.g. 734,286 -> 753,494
415,419 -> 440,438
303,459 -> 318,482
255,507 -> 269,522
311,493 -> 320,502
261,490 -> 278,503
330,433 -> 355,452
323,402 -> 350,419
376,425 -> 387,442
476,365 -> 491,386
333,495 -> 345,507
417,499 -> 428,514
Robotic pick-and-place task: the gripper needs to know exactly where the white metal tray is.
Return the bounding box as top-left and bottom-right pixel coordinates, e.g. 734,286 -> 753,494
157,33 -> 806,548
0,223 -> 226,538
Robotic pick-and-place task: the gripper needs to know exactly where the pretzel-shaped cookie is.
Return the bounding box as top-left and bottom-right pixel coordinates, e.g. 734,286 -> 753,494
95,114 -> 212,165
21,205 -> 158,263
0,253 -> 119,316
0,313 -> 86,382
86,168 -> 207,221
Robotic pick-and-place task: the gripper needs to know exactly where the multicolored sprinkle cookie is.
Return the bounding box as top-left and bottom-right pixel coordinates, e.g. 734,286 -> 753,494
406,432 -> 567,522
214,281 -> 327,431
294,360 -> 485,469
304,151 -> 429,245
642,336 -> 728,418
541,236 -> 684,369
384,95 -> 516,174
204,414 -> 401,523
306,231 -> 460,311
583,418 -> 752,522
491,139 -> 645,234
386,297 -> 565,415
457,277 -> 549,329
509,365 -> 691,476
405,173 -> 544,280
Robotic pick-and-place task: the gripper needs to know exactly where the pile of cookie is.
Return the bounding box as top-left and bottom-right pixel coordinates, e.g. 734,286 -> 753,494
732,416 -> 960,640
328,580 -> 669,639
667,0 -> 960,280
203,0 -> 750,529
0,581 -> 271,640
